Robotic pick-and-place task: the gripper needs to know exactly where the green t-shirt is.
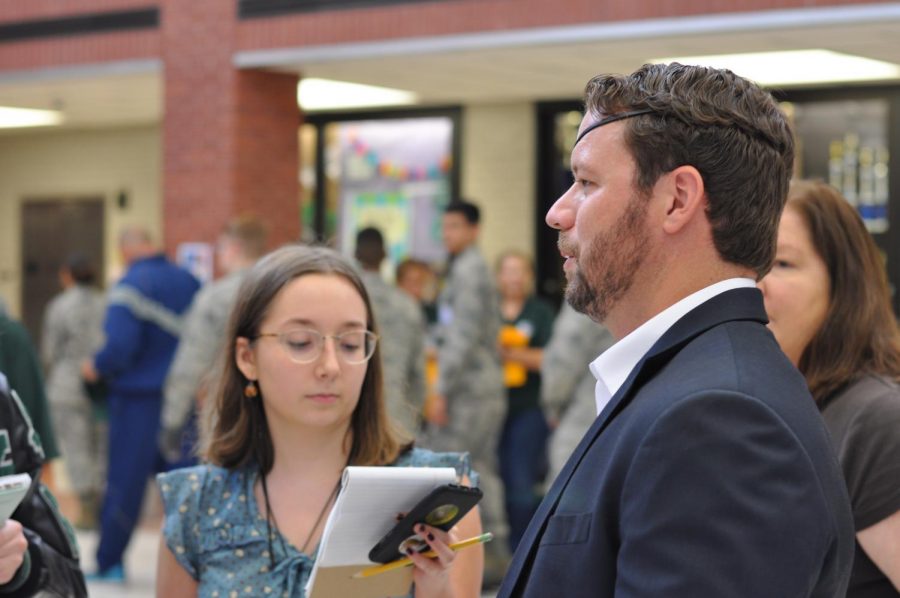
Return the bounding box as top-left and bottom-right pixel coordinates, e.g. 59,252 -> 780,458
502,296 -> 556,418
0,315 -> 59,459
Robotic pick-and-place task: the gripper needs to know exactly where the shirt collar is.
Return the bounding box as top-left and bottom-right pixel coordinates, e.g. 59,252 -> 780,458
589,277 -> 756,415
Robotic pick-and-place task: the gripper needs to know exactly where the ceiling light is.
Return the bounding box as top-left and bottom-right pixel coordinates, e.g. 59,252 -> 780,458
648,50 -> 900,86
297,78 -> 417,111
0,106 -> 63,128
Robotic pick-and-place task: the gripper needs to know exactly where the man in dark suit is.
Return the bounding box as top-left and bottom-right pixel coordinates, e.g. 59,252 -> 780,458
498,63 -> 855,597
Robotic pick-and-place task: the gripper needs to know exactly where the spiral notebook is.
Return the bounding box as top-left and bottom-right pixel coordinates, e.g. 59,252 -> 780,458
306,466 -> 457,598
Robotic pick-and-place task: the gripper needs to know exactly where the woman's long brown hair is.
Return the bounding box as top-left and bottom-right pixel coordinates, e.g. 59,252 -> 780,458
789,180 -> 900,400
200,245 -> 410,475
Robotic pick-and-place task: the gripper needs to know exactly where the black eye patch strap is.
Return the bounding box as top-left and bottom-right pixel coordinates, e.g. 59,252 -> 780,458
574,109 -> 655,147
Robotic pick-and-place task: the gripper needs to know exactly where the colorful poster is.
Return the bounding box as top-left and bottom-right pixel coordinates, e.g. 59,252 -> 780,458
342,192 -> 411,269
335,117 -> 453,270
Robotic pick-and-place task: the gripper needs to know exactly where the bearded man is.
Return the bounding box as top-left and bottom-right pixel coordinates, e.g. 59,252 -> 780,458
498,63 -> 854,598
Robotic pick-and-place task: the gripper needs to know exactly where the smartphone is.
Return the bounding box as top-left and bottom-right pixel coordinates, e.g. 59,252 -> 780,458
368,483 -> 483,563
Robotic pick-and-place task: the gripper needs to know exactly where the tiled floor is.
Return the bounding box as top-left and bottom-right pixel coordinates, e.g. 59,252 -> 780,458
78,526 -> 159,598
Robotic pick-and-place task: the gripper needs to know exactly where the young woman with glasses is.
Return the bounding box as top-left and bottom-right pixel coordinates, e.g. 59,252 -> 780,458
155,245 -> 483,597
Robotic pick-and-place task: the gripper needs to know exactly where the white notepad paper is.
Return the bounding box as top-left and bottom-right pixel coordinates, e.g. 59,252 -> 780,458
0,473 -> 31,522
306,466 -> 457,597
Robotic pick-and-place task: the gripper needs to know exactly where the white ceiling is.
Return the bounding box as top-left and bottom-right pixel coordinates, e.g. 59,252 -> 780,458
0,67 -> 160,132
277,20 -> 900,105
1,5 -> 900,130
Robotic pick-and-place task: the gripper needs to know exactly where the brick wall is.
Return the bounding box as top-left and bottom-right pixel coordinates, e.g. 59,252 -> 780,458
0,30 -> 159,71
234,69 -> 302,249
2,0 -> 893,66
0,0 -> 155,24
0,1 -> 160,71
235,0 -> 898,51
160,0 -> 300,255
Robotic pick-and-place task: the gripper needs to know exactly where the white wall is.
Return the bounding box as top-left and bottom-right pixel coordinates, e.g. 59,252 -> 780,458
461,102 -> 536,270
0,126 -> 161,317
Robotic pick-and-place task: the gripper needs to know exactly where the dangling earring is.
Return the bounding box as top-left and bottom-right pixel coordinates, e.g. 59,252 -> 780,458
244,380 -> 259,398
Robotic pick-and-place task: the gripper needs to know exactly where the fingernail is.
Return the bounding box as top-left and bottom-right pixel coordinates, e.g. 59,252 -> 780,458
427,533 -> 434,541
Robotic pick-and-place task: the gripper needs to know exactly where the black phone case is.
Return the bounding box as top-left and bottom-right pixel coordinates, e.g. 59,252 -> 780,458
367,483 -> 483,563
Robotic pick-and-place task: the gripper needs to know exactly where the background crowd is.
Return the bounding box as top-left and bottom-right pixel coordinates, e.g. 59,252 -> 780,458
0,69 -> 897,596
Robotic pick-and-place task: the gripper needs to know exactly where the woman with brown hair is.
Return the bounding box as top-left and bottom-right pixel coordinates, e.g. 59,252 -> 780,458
155,245 -> 483,597
494,250 -> 555,552
759,179 -> 900,596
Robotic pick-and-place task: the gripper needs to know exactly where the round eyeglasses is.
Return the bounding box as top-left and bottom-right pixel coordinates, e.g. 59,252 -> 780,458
252,328 -> 378,365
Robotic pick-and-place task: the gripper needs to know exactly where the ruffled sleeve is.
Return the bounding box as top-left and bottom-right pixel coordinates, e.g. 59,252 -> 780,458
157,465 -> 210,579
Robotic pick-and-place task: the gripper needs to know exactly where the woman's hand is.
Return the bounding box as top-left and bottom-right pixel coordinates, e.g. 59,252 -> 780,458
409,522 -> 458,598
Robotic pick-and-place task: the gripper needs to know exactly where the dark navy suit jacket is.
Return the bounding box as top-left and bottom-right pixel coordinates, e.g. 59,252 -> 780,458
498,288 -> 854,597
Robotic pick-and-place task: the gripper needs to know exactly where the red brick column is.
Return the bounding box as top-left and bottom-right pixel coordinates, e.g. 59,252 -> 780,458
234,69 -> 302,248
160,0 -> 300,256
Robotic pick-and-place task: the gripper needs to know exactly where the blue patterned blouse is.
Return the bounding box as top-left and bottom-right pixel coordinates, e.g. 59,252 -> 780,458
157,448 -> 477,598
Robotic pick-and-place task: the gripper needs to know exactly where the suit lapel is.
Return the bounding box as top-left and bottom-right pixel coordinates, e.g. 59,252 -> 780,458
499,288 -> 767,596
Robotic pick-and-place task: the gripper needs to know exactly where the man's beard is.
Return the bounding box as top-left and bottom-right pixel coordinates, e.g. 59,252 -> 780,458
565,192 -> 649,322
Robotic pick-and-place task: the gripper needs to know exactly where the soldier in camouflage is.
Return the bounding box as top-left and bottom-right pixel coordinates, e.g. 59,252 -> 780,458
354,227 -> 426,436
41,253 -> 107,528
420,199 -> 509,583
540,302 -> 615,485
159,216 -> 268,461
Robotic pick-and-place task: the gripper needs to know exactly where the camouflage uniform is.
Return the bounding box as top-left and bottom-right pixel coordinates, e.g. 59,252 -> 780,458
541,303 -> 615,485
420,244 -> 508,564
360,270 -> 426,436
41,285 -> 107,497
161,269 -> 248,458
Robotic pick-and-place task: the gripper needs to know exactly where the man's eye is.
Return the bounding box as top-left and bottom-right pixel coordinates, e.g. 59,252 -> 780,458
774,259 -> 792,269
287,340 -> 313,350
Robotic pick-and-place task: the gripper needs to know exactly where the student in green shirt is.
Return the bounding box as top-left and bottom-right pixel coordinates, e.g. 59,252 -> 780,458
495,251 -> 556,552
0,313 -> 59,460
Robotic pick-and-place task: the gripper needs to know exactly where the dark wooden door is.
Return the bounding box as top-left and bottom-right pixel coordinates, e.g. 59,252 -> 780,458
20,198 -> 105,344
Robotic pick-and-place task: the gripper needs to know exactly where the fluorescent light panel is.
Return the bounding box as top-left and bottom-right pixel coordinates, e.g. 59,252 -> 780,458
0,106 -> 63,129
648,49 -> 900,86
298,78 -> 417,111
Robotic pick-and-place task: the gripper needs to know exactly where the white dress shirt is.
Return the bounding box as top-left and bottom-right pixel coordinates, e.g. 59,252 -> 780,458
589,278 -> 756,415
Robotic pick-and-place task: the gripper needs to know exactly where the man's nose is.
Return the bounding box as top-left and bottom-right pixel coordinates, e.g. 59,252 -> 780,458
546,183 -> 577,230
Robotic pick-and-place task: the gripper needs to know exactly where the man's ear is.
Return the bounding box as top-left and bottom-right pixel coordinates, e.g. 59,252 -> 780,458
235,337 -> 258,381
661,165 -> 706,235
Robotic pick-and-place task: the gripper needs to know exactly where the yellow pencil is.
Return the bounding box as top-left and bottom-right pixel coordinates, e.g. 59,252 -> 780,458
352,532 -> 493,579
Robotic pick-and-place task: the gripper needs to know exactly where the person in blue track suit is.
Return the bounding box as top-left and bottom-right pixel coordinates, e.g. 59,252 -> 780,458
82,226 -> 199,581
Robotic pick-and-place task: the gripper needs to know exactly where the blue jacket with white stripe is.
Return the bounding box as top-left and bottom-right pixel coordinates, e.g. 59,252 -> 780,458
95,254 -> 199,397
